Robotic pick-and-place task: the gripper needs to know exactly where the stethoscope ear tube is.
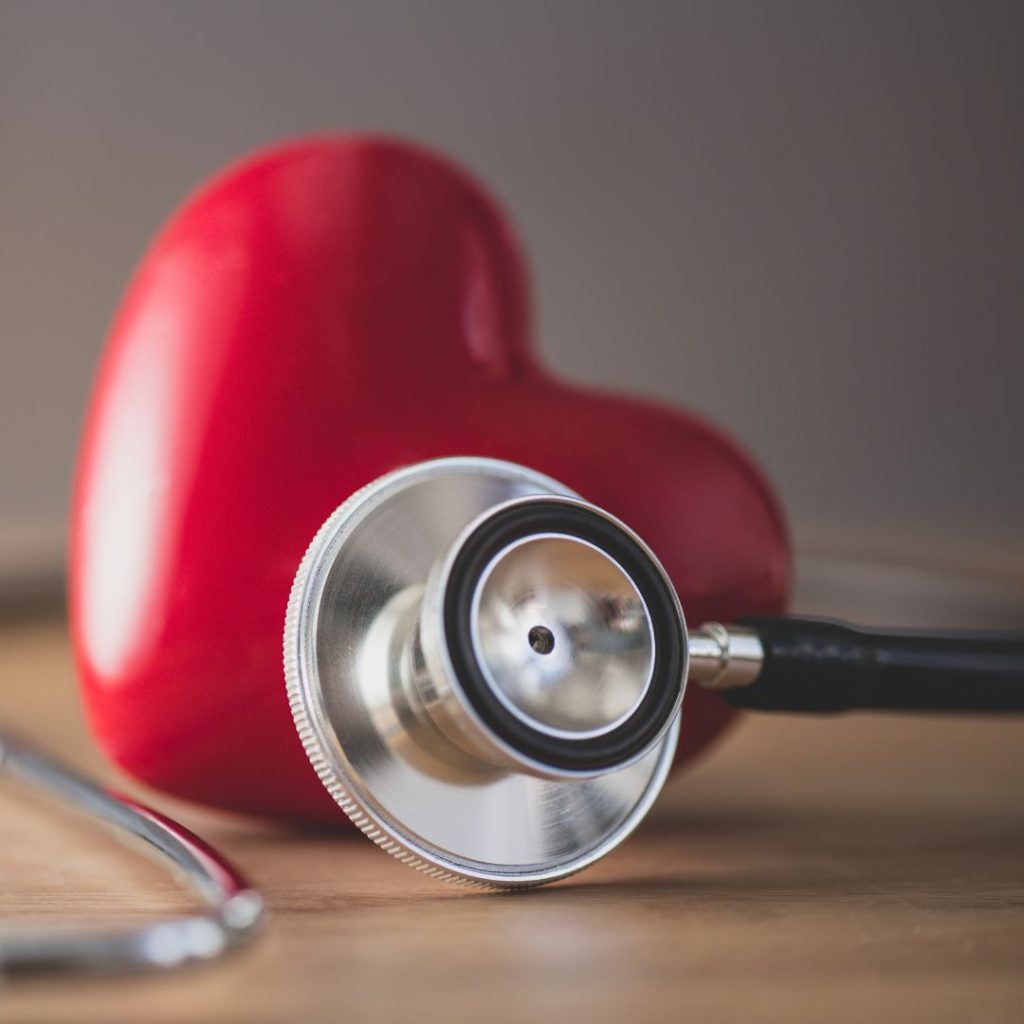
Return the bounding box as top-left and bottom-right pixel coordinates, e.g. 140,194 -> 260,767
0,730 -> 264,981
714,616 -> 1024,714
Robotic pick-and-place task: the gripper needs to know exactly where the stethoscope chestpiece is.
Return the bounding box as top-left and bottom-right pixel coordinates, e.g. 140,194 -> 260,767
285,457 -> 688,887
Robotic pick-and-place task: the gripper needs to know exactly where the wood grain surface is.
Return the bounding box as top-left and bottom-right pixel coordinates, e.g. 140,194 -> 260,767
1,619 -> 1022,1023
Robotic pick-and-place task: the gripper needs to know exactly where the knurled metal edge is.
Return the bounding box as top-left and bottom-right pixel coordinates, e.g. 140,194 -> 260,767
282,466 -> 558,890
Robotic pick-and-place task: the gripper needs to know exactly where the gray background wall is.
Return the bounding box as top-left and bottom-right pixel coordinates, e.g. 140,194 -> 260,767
1,1 -> 1022,591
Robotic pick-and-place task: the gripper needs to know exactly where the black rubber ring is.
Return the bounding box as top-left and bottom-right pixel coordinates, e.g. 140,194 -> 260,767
442,500 -> 684,773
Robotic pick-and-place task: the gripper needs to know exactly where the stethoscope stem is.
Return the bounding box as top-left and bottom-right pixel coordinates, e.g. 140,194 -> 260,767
694,616 -> 1024,713
0,730 -> 264,983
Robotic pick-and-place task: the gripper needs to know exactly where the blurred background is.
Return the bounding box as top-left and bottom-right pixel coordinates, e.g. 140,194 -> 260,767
1,0 -> 1022,621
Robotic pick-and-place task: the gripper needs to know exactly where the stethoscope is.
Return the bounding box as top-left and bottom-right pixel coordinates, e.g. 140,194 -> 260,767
3,454 -> 1022,982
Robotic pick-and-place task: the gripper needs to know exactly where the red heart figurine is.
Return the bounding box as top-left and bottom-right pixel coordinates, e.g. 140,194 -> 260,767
70,137 -> 790,822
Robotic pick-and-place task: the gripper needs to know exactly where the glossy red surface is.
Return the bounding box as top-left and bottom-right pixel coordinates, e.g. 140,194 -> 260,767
70,137 -> 790,823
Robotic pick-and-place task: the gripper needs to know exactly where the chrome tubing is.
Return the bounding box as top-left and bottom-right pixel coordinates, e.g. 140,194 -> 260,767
0,730 -> 264,983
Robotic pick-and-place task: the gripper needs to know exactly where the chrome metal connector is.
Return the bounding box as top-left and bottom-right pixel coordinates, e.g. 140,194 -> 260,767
688,623 -> 764,690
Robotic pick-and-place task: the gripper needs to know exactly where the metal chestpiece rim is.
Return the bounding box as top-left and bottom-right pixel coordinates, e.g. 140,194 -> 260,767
284,457 -> 688,887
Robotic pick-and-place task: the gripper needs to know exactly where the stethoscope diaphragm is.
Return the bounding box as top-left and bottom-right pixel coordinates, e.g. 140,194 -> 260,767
284,457 -> 687,887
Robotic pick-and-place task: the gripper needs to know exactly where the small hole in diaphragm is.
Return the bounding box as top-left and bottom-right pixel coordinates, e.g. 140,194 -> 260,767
528,625 -> 555,655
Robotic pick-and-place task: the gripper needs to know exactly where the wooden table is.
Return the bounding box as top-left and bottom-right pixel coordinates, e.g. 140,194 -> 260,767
2,618 -> 1022,1022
